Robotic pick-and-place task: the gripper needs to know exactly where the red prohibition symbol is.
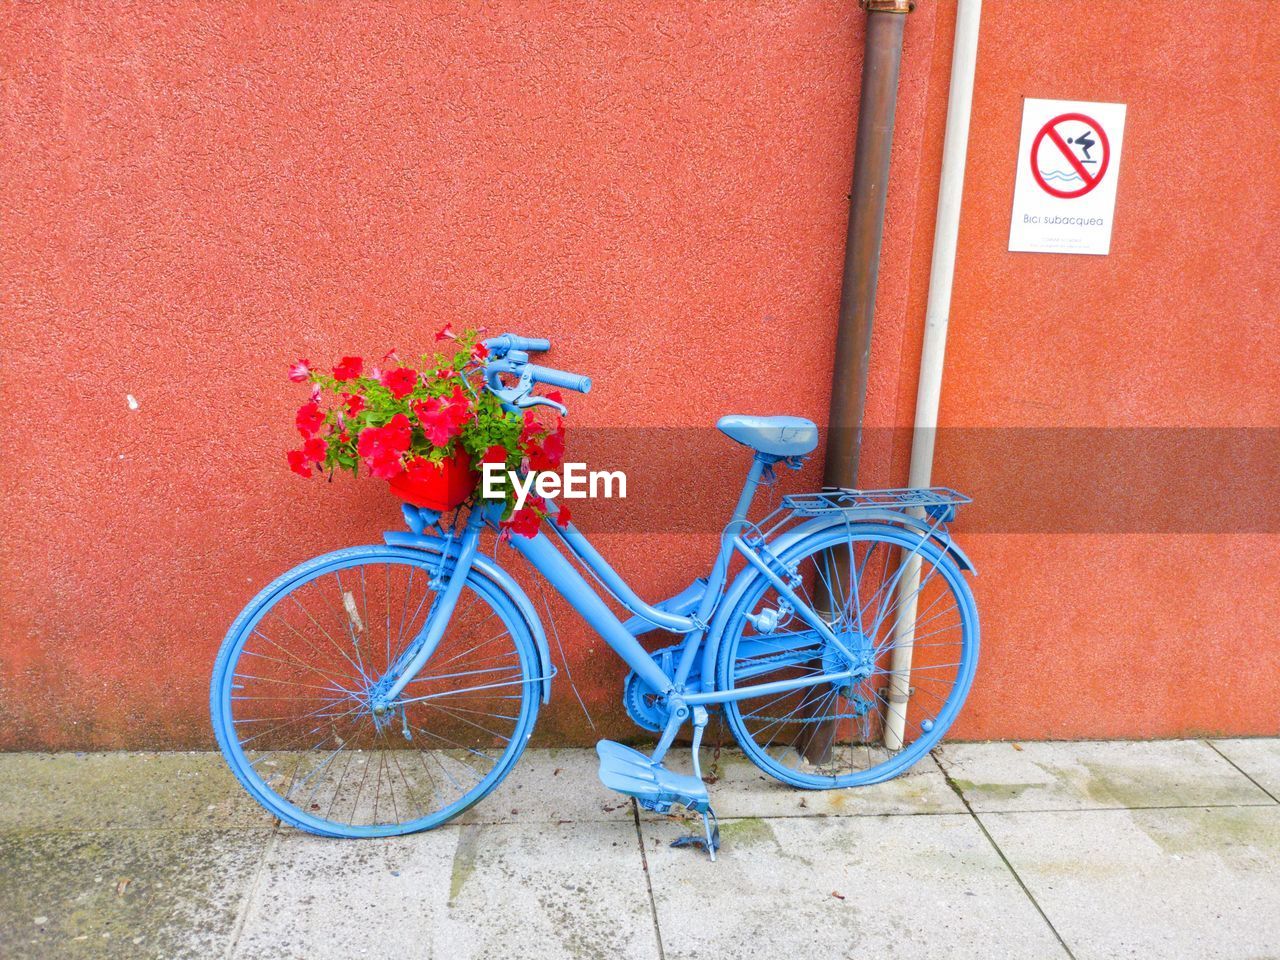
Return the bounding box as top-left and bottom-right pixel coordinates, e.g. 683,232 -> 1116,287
1030,112 -> 1110,199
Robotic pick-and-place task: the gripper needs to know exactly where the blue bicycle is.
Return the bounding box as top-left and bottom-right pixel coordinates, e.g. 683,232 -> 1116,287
211,335 -> 978,856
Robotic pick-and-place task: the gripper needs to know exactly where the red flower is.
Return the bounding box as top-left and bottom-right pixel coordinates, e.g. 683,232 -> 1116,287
288,358 -> 311,383
356,416 -> 412,479
412,397 -> 459,447
356,414 -> 413,467
333,356 -> 363,381
555,504 -> 571,527
519,415 -> 543,448
436,367 -> 458,380
541,426 -> 565,465
295,401 -> 325,436
441,384 -> 472,425
286,449 -> 312,477
383,413 -> 413,453
343,393 -> 365,416
500,507 -> 541,539
367,449 -> 405,480
435,323 -> 455,342
381,366 -> 419,400
382,348 -> 399,364
481,444 -> 508,465
302,435 -> 327,464
544,390 -> 563,403
527,425 -> 566,472
526,442 -> 551,473
472,341 -> 489,361
411,391 -> 469,448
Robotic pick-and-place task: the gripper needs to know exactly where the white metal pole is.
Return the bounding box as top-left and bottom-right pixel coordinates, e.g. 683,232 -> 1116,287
883,0 -> 982,751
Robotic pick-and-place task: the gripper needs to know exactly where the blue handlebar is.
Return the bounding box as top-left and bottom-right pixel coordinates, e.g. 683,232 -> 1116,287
528,364 -> 591,394
487,334 -> 550,355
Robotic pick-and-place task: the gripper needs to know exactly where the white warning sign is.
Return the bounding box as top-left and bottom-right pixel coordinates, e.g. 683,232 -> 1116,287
1009,98 -> 1126,255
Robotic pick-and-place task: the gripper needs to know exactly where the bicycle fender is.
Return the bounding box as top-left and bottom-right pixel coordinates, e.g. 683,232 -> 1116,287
840,509 -> 977,574
383,531 -> 553,704
699,516 -> 974,693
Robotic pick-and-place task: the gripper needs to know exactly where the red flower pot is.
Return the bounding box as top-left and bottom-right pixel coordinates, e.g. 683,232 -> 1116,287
387,450 -> 477,511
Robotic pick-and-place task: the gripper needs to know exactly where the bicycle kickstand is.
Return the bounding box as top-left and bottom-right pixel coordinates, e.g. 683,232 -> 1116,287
669,706 -> 721,861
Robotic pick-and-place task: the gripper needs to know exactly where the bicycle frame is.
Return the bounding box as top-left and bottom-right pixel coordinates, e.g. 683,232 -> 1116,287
371,452 -> 863,760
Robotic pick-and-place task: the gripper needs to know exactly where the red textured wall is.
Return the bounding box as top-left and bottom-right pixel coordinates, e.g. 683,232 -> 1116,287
894,1 -> 1280,739
2,2 -> 1276,749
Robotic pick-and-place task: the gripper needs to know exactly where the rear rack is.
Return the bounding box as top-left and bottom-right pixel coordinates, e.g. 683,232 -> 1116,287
780,486 -> 970,518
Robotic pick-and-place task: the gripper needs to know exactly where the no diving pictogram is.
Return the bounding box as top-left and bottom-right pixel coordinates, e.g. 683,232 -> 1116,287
1030,112 -> 1111,199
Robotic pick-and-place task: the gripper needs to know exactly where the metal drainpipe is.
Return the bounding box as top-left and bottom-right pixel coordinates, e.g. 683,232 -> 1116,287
801,0 -> 913,766
820,0 -> 912,491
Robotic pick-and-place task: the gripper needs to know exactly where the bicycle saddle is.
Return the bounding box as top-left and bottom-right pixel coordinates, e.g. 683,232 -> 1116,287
716,414 -> 819,457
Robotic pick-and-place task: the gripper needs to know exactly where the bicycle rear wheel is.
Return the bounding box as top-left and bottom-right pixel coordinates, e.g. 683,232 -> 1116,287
211,545 -> 540,837
716,523 -> 978,788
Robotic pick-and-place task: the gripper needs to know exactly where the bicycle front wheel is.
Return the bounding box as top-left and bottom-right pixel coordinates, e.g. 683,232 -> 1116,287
716,523 -> 978,788
211,545 -> 540,837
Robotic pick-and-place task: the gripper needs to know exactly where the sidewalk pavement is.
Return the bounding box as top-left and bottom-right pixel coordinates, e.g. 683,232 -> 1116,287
1,739 -> 1278,960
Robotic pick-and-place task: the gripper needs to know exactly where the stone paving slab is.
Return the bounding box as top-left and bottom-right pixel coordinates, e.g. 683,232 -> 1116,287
979,805 -> 1280,960
0,753 -> 274,832
639,813 -> 1066,960
638,747 -> 965,821
1212,738 -> 1280,801
456,747 -> 635,825
436,821 -> 658,960
0,828 -> 269,959
234,821 -> 658,960
232,828 -> 457,959
935,739 -> 1274,812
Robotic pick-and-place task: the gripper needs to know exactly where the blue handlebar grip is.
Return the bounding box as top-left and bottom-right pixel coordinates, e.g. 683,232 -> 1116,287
488,334 -> 551,354
527,364 -> 591,394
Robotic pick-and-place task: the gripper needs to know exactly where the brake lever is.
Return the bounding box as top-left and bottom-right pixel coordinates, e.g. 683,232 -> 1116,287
486,354 -> 570,416
484,356 -> 532,407
515,395 -> 568,417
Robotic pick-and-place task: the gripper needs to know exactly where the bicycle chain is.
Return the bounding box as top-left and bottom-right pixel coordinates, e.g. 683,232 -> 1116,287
732,642 -> 868,726
750,711 -> 865,725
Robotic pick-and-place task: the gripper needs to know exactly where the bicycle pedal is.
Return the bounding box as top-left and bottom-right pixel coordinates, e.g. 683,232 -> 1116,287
596,740 -> 709,813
